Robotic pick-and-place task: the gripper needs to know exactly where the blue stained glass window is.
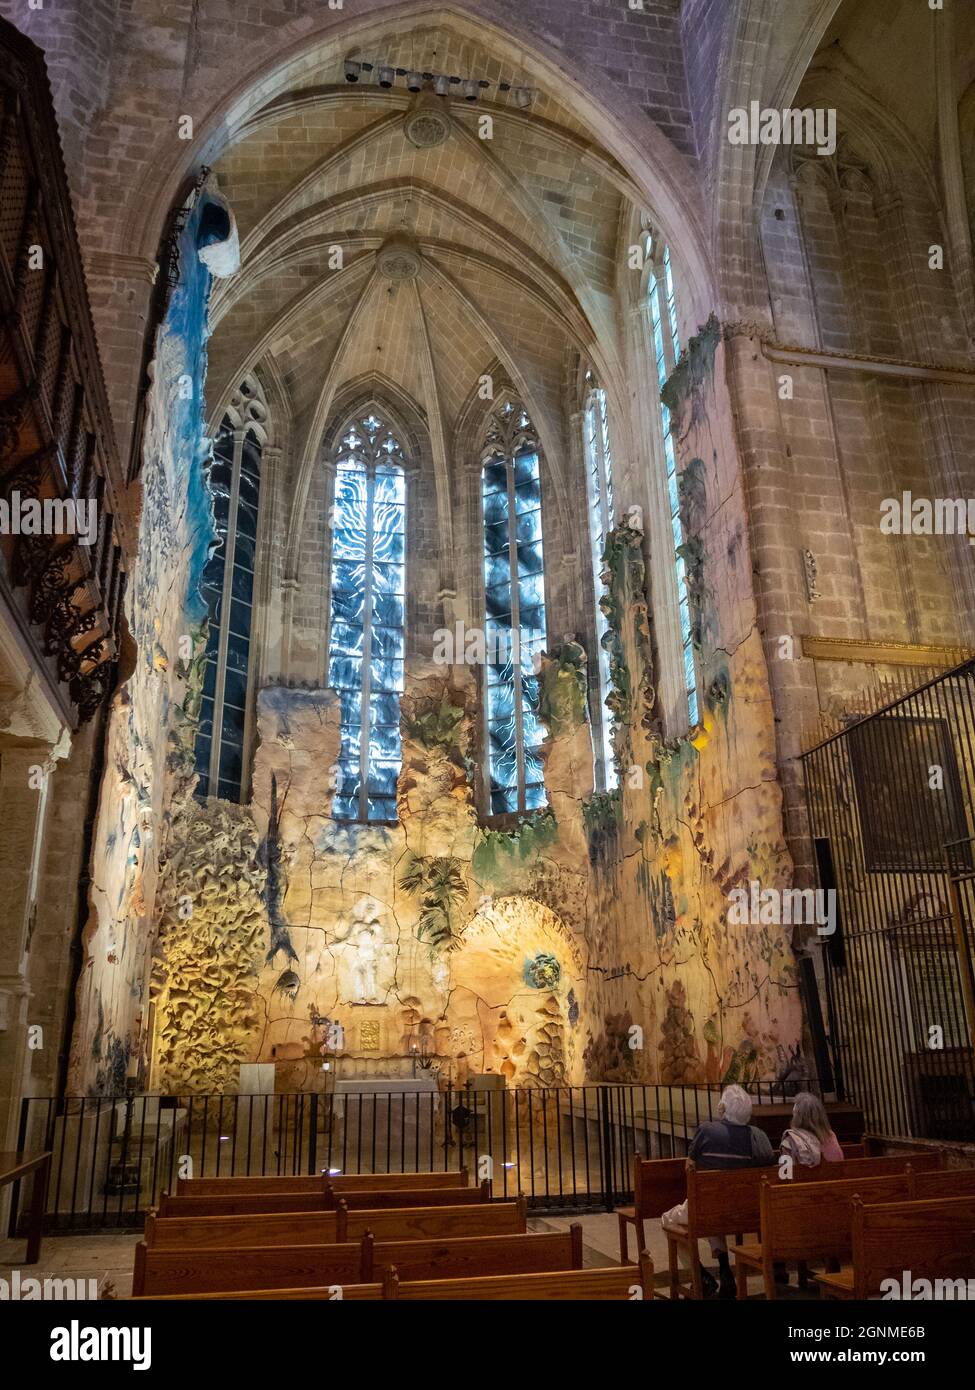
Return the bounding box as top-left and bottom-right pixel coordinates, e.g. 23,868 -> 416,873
480,404 -> 548,815
194,420 -> 262,802
326,415 -> 407,823
582,377 -> 617,790
648,237 -> 699,728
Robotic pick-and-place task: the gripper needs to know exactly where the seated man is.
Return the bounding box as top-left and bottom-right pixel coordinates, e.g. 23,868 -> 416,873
661,1084 -> 775,1298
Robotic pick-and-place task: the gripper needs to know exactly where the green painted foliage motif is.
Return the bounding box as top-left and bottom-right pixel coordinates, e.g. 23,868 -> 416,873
398,852 -> 467,951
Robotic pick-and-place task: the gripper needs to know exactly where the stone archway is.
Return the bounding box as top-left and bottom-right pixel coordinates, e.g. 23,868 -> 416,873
445,896 -> 586,1087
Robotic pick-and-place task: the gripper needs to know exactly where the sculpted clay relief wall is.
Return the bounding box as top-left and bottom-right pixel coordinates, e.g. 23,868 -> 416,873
68,184 -> 236,1094
147,353 -> 804,1095
241,667 -> 592,1091
569,319 -> 804,1087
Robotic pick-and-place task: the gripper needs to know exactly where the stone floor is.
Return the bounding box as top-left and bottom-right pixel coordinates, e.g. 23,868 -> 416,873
0,1231 -> 138,1298
0,1212 -> 819,1300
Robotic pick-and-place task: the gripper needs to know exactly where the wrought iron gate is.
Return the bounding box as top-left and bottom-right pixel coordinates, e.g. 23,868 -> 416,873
802,660 -> 975,1141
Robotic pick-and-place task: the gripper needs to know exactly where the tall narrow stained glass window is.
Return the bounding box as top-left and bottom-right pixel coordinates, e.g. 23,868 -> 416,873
582,375 -> 617,790
195,417 -> 262,802
481,402 -> 548,815
326,413 -> 406,822
647,235 -> 699,727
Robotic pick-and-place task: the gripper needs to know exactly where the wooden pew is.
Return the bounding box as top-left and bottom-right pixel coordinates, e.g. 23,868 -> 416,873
913,1166 -> 975,1199
617,1157 -> 687,1263
134,1222 -> 575,1298
362,1226 -> 582,1281
664,1153 -> 943,1299
133,1240 -> 363,1296
158,1191 -> 330,1217
616,1144 -> 867,1263
798,1154 -> 941,1179
334,1180 -> 490,1210
817,1195 -> 975,1300
134,1283 -> 385,1301
157,1179 -> 490,1218
145,1196 -> 528,1250
342,1195 -> 527,1242
174,1170 -> 469,1196
145,1208 -> 342,1249
732,1171 -> 913,1300
383,1252 -> 655,1300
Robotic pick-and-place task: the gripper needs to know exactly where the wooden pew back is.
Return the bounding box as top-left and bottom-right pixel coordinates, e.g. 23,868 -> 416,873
383,1253 -> 654,1300
759,1172 -> 913,1263
342,1196 -> 527,1241
852,1194 -> 975,1297
913,1167 -> 975,1199
175,1174 -> 327,1196
145,1208 -> 342,1249
133,1241 -> 362,1297
363,1227 -> 581,1282
133,1283 -> 384,1301
687,1153 -> 942,1238
147,1197 -> 526,1247
158,1179 -> 489,1218
174,1169 -> 468,1196
685,1162 -> 772,1235
792,1152 -> 942,1181
336,1180 -> 490,1210
632,1157 -> 687,1219
158,1192 -> 329,1217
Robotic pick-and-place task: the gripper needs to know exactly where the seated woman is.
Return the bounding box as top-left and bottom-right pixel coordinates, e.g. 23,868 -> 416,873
779,1091 -> 844,1167
775,1091 -> 845,1288
661,1084 -> 775,1299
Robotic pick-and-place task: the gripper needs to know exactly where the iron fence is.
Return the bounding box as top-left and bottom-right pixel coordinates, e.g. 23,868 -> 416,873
802,658 -> 975,1141
9,1079 -> 815,1234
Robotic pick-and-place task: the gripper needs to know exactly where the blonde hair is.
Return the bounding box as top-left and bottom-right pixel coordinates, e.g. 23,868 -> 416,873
791,1091 -> 833,1144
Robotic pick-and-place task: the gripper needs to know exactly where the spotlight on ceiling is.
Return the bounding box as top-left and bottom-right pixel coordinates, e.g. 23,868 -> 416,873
378,65 -> 394,88
514,87 -> 534,109
344,59 -> 360,83
433,74 -> 450,98
463,78 -> 479,102
407,70 -> 423,92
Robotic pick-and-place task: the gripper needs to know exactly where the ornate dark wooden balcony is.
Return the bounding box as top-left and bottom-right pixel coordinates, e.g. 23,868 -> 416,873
0,18 -> 132,726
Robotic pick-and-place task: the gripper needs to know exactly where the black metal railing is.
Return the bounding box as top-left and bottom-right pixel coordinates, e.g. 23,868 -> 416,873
802,659 -> 975,1142
10,1079 -> 816,1234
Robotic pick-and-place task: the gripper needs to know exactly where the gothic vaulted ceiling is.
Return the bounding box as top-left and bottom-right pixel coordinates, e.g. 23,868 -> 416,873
205,19 -> 637,467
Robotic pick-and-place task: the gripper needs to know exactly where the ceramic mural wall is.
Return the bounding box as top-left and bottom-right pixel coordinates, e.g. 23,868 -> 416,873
68,182 -> 236,1093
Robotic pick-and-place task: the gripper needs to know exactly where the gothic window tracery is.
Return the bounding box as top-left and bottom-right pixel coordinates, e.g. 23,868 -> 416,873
195,378 -> 266,802
581,371 -> 617,789
480,400 -> 548,815
643,223 -> 700,728
326,411 -> 407,823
